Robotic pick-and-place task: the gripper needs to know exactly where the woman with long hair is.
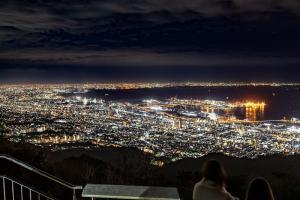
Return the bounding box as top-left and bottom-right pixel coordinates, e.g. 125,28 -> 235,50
193,160 -> 238,200
245,177 -> 275,200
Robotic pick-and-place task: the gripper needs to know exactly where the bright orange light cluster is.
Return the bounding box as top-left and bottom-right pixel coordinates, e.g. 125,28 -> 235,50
234,101 -> 266,108
243,102 -> 266,108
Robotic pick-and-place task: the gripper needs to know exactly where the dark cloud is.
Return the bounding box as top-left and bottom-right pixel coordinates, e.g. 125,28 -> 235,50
0,0 -> 300,82
1,0 -> 300,31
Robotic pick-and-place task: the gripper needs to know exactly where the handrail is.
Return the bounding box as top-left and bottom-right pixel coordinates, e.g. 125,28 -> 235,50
1,175 -> 55,200
0,154 -> 82,200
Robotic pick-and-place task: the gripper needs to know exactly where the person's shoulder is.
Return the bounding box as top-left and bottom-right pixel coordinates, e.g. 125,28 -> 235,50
226,193 -> 239,200
194,179 -> 205,188
193,181 -> 202,192
223,187 -> 239,200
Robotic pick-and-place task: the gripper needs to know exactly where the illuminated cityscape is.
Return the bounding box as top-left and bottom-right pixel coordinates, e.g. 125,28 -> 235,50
1,1 -> 300,199
0,83 -> 299,163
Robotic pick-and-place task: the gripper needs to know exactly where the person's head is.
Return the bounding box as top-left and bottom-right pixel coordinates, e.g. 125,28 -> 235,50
201,160 -> 227,186
245,177 -> 275,200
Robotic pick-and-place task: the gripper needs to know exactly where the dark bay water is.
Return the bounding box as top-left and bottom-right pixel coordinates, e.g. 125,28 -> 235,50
83,86 -> 300,120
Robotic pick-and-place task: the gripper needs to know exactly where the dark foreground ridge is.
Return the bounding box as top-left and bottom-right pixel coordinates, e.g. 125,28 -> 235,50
0,140 -> 299,200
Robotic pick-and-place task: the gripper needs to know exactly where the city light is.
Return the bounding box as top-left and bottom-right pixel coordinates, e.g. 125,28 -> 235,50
0,83 -> 299,162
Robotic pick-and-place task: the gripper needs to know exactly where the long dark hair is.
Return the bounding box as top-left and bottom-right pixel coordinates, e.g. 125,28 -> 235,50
201,160 -> 227,187
245,177 -> 275,200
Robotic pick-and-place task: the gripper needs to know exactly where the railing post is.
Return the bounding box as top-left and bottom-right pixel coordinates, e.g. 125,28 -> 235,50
2,177 -> 6,200
73,188 -> 77,200
11,180 -> 15,200
21,185 -> 23,200
1,175 -> 58,200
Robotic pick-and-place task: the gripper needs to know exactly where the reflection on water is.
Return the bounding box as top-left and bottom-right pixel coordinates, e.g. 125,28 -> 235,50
240,102 -> 266,121
85,86 -> 300,120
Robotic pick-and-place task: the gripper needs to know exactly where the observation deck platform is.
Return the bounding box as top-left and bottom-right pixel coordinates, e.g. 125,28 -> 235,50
82,184 -> 180,200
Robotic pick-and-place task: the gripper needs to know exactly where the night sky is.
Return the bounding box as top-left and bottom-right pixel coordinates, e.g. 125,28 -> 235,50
1,0 -> 300,83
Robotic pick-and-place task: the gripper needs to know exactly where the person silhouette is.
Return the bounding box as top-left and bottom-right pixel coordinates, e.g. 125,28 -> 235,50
245,177 -> 275,200
193,160 -> 238,200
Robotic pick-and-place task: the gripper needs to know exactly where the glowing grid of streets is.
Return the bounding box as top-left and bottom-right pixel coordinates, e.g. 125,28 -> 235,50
0,83 -> 299,162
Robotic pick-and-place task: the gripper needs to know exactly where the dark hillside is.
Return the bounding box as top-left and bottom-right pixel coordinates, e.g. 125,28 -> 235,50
1,140 -> 299,200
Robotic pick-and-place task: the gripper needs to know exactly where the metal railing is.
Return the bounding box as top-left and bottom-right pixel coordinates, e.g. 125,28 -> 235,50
0,154 -> 181,200
1,175 -> 55,200
0,154 -> 82,200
